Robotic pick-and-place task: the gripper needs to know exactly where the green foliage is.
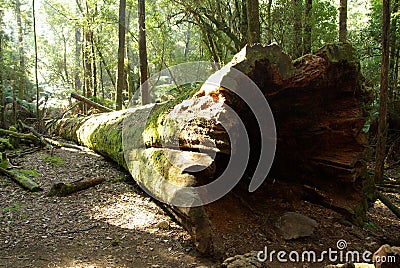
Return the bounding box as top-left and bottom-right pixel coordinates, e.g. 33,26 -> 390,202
0,138 -> 14,151
0,0 -> 396,126
42,155 -> 65,165
17,169 -> 40,178
2,202 -> 24,213
364,221 -> 377,230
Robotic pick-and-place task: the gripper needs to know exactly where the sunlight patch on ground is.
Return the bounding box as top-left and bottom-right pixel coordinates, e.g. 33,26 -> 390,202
90,192 -> 165,230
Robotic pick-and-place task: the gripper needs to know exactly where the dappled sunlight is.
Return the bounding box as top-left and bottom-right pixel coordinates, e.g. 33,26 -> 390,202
90,192 -> 166,230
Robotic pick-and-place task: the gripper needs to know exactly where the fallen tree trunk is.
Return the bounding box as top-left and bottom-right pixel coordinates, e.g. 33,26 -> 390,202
0,128 -> 44,147
71,92 -> 113,113
0,167 -> 43,192
48,177 -> 106,197
47,44 -> 373,256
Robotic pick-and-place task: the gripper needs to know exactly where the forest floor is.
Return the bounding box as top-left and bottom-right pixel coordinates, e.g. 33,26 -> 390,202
0,145 -> 399,268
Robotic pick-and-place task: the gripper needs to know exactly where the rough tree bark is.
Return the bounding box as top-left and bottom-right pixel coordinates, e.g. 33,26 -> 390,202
246,0 -> 260,45
138,0 -> 149,105
48,44 -> 373,257
116,0 -> 126,110
303,0 -> 312,54
375,0 -> 391,184
339,0 -> 347,42
16,0 -> 26,100
293,0 -> 303,58
0,10 -> 4,129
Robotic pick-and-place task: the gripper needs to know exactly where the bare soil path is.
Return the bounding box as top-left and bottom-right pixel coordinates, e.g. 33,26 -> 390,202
0,147 -> 217,268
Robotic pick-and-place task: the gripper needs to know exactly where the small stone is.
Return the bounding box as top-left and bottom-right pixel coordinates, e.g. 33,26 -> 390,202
222,251 -> 262,268
155,220 -> 169,229
373,244 -> 400,268
276,212 -> 318,240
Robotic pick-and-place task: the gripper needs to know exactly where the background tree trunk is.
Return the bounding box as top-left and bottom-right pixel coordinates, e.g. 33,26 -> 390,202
240,0 -> 248,44
375,0 -> 391,184
339,0 -> 347,42
389,0 -> 399,102
266,0 -> 273,44
184,20 -> 191,59
138,0 -> 149,105
16,0 -> 26,101
246,0 -> 260,45
292,0 -> 303,58
116,0 -> 126,110
74,11 -> 82,93
303,0 -> 312,54
33,0 -> 40,125
0,10 -> 5,128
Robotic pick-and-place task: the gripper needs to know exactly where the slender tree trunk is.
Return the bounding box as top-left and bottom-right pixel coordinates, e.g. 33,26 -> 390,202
246,0 -> 260,45
116,0 -> 126,110
12,72 -> 17,125
33,0 -> 40,125
393,47 -> 399,103
266,0 -> 273,44
16,0 -> 26,100
97,47 -> 116,89
303,0 -> 312,54
184,20 -> 191,59
126,10 -> 135,100
375,0 -> 391,184
0,10 -> 5,128
339,0 -> 347,42
91,32 -> 97,98
74,16 -> 82,92
293,0 -> 303,58
389,0 -> 399,102
138,0 -> 149,105
84,30 -> 93,98
62,32 -> 70,85
241,0 -> 248,44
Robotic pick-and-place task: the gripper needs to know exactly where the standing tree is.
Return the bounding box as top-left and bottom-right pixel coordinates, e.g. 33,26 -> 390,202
303,0 -> 312,54
0,9 -> 4,128
15,0 -> 26,99
375,0 -> 391,184
116,0 -> 126,110
339,0 -> 347,42
292,0 -> 303,58
247,0 -> 260,45
138,0 -> 149,105
15,0 -> 26,100
33,0 -> 40,126
389,0 -> 399,102
74,5 -> 82,93
266,0 -> 273,44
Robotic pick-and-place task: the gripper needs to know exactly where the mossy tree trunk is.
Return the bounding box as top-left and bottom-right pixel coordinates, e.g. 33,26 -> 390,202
48,43 -> 373,256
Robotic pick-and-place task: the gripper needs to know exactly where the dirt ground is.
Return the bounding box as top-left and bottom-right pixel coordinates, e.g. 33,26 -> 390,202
0,146 -> 399,268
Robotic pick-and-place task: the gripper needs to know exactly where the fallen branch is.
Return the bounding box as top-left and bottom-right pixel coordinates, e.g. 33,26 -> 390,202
0,128 -> 44,147
0,167 -> 43,192
71,92 -> 113,113
19,121 -> 83,151
377,191 -> 400,219
48,177 -> 106,197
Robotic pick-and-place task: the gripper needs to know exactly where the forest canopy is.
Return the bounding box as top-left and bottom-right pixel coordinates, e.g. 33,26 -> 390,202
0,0 -> 398,121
